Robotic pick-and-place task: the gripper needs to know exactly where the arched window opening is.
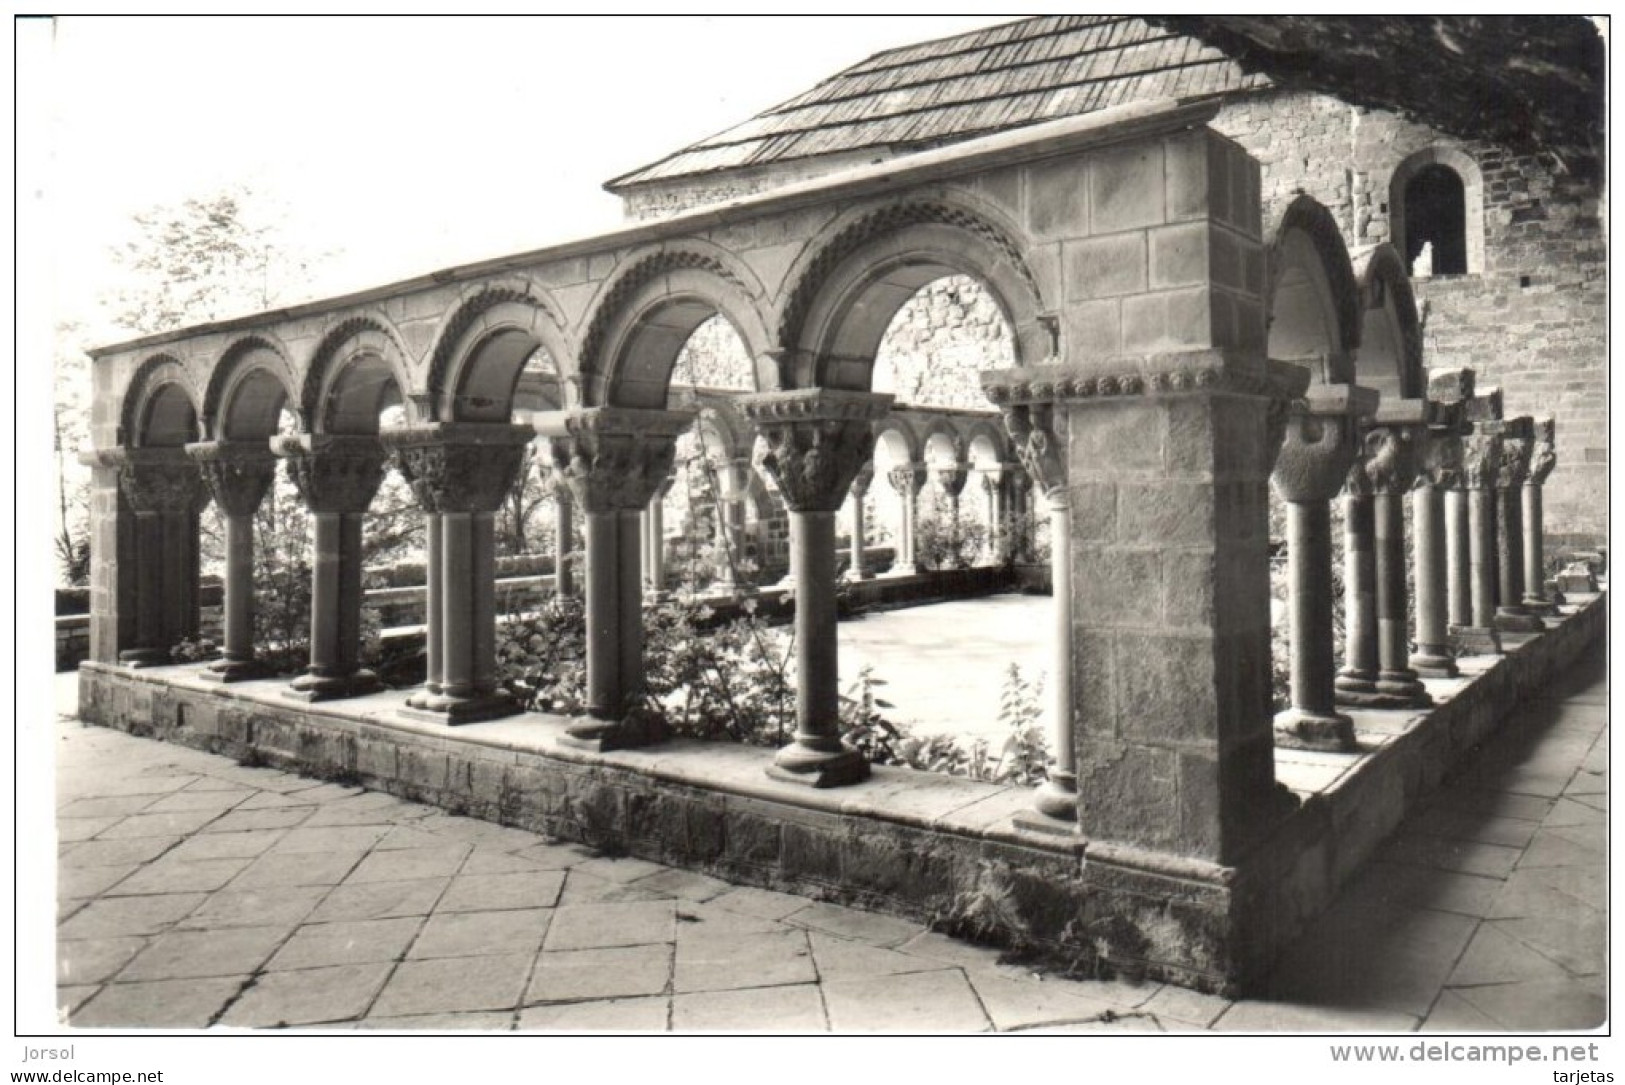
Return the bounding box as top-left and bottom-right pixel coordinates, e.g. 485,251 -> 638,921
1403,165 -> 1467,277
872,274 -> 1014,408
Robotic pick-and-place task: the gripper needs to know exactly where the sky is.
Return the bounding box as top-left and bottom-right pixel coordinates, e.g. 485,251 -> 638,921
35,15 -> 1015,337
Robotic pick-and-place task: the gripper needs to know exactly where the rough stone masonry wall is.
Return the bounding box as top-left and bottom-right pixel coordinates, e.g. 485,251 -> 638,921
1211,90 -> 1607,542
624,89 -> 1605,540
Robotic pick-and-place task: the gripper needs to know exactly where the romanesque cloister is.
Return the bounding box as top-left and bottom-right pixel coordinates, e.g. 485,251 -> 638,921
79,98 -> 1598,994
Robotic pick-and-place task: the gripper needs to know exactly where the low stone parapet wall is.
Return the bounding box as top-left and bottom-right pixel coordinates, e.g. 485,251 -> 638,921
74,594 -> 1602,994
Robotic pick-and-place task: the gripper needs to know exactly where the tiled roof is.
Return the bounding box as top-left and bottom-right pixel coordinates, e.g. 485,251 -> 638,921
605,16 -> 1270,191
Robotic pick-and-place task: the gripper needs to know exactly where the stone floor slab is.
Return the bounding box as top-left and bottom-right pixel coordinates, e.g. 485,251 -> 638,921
544,899 -> 676,951
370,954 -> 533,1017
228,848 -> 368,889
345,845 -> 470,885
220,962 -> 393,1027
71,976 -> 246,1028
526,943 -> 674,1004
434,871 -> 566,914
57,816 -> 121,842
60,836 -> 181,869
118,925 -> 288,982
143,788 -> 253,813
706,885 -> 814,921
57,863 -> 138,901
1420,988 -> 1505,1031
408,908 -> 552,960
359,1012 -> 514,1031
1452,976 -> 1607,1031
268,824 -> 391,855
569,856 -> 667,884
108,856 -> 253,896
672,984 -> 827,1031
805,931 -> 953,979
821,968 -> 990,1032
266,917 -> 423,970
965,971 -> 1121,1031
58,893 -> 206,940
1446,923 -> 1573,987
307,879 -> 451,924
517,997 -> 669,1032
674,928 -> 814,993
175,885 -> 327,931
165,829 -> 286,862
95,808 -> 223,839
57,935 -> 147,986
786,901 -> 925,948
1213,1000 -> 1418,1032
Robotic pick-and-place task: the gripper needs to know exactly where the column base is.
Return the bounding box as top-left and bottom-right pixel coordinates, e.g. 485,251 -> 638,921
399,690 -> 519,726
766,741 -> 870,788
1449,624 -> 1503,655
1523,595 -> 1561,616
1374,669 -> 1433,709
200,657 -> 269,684
119,647 -> 173,668
886,563 -> 921,578
285,669 -> 383,703
1274,708 -> 1357,752
1494,608 -> 1546,633
1024,774 -> 1078,823
1408,649 -> 1460,679
557,711 -> 669,753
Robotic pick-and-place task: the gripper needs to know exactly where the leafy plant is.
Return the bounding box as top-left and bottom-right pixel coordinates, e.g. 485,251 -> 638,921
915,490 -> 989,570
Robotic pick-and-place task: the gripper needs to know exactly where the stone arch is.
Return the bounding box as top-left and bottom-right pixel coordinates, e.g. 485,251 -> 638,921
578,244 -> 773,409
693,404 -> 750,463
1267,194 -> 1361,384
301,314 -> 413,435
921,421 -> 966,469
963,418 -> 1009,467
426,280 -> 573,423
1389,145 -> 1485,277
121,354 -> 201,448
873,416 -> 922,466
204,334 -> 298,441
1351,244 -> 1426,403
778,196 -> 1051,390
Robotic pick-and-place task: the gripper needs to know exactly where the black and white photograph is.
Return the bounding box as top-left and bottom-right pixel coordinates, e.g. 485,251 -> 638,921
17,12 -> 1610,1073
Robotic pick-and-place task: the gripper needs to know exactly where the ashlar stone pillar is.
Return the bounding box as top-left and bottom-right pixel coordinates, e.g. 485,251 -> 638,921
1453,432 -> 1504,655
1001,403 -> 1076,822
1491,417 -> 1544,633
1271,383 -> 1375,749
103,448 -> 209,666
272,434 -> 387,701
1410,421 -> 1465,678
386,423 -> 534,724
187,441 -> 278,682
847,462 -> 874,580
1345,405 -> 1432,709
1523,418 -> 1559,613
886,463 -> 927,576
739,389 -> 893,788
541,406 -> 694,749
985,353 -> 1310,864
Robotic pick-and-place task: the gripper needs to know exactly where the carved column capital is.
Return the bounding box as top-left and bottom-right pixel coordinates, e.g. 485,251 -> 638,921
1460,434 -> 1503,492
849,461 -> 875,499
1416,433 -> 1465,491
535,407 -> 696,514
1000,403 -> 1066,498
1527,417 -> 1557,487
1496,437 -> 1533,491
933,465 -> 969,499
270,434 -> 387,514
886,463 -> 926,499
1270,383 -> 1379,504
185,440 -> 277,518
381,423 -> 534,514
104,447 -> 210,515
736,390 -> 893,513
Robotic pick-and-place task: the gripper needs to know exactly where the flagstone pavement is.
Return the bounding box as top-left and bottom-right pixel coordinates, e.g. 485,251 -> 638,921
52,641 -> 1606,1032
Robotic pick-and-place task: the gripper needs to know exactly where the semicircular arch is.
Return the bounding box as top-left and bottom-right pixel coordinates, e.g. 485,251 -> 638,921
1352,243 -> 1425,402
121,353 -> 202,448
301,313 -> 414,435
427,280 -> 573,423
1267,194 -> 1361,383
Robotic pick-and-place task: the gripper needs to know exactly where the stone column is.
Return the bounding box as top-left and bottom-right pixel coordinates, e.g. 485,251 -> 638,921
1357,406 -> 1432,708
739,389 -> 893,788
985,353 -> 1309,864
1491,417 -> 1544,633
105,448 -> 209,666
539,406 -> 694,749
272,434 -> 387,701
548,464 -> 576,599
1001,403 -> 1076,822
713,459 -> 750,587
847,462 -> 874,580
935,463 -> 969,524
885,463 -> 926,575
385,423 -> 534,723
1271,383 -> 1375,748
1410,427 -> 1464,677
1334,455 -> 1381,707
643,476 -> 673,595
1523,418 -> 1559,613
1453,433 -> 1504,655
187,440 -> 277,682
981,464 -> 1014,565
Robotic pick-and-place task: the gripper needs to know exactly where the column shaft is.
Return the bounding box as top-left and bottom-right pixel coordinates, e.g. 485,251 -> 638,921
1445,489 -> 1471,628
1522,484 -> 1550,609
1374,492 -> 1429,704
1288,500 -> 1340,717
1410,486 -> 1456,676
471,512 -> 497,695
440,512 -> 474,697
849,494 -> 868,579
584,510 -> 622,719
220,513 -> 255,664
1469,488 -> 1498,628
1494,486 -> 1543,631
1030,495 -> 1078,820
789,512 -> 841,749
554,488 -> 575,598
1335,493 -> 1379,702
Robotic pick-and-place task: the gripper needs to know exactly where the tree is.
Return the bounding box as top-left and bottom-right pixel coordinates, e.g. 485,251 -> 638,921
53,320 -> 93,585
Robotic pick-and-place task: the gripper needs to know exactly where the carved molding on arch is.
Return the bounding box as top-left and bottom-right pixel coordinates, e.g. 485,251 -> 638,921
119,353 -> 197,447
301,314 -> 411,430
425,284 -> 567,420
204,334 -> 297,439
1268,194 -> 1361,360
776,201 -> 1042,352
578,249 -> 755,383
